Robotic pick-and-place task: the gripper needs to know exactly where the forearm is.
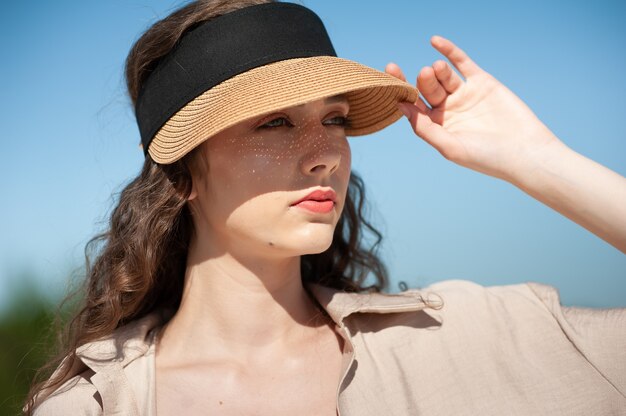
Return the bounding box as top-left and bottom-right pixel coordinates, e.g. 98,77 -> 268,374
512,137 -> 626,253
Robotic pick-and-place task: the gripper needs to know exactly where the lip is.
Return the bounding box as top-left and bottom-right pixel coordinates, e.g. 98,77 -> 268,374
290,188 -> 337,213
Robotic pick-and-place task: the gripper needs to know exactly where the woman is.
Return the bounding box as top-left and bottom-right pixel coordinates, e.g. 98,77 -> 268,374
27,0 -> 626,415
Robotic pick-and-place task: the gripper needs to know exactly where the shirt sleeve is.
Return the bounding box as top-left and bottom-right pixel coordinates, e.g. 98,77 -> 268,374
527,282 -> 626,396
32,374 -> 103,416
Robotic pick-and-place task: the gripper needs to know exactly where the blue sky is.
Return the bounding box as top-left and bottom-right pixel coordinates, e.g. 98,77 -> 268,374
1,0 -> 625,310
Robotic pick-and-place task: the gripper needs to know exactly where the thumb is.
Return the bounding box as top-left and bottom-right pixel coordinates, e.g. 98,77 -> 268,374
397,102 -> 457,159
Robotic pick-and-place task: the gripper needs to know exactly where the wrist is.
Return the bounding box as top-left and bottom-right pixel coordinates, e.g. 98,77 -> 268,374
505,129 -> 570,192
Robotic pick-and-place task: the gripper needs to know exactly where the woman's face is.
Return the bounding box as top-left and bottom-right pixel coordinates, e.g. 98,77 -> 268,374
188,95 -> 352,259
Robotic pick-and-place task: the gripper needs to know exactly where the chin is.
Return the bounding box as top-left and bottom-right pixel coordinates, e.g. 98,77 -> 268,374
300,239 -> 334,255
300,223 -> 336,252
279,226 -> 335,256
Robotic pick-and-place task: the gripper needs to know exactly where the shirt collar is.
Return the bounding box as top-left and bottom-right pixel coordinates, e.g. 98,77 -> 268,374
75,285 -> 438,367
76,310 -> 167,370
308,284 -> 438,326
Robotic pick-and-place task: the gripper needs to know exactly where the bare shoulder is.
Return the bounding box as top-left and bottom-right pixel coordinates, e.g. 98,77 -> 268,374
33,370 -> 102,416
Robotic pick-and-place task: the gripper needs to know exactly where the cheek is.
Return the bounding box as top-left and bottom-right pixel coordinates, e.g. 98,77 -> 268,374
340,140 -> 352,172
196,141 -> 296,230
210,134 -> 302,185
224,192 -> 338,253
223,192 -> 285,234
335,139 -> 352,196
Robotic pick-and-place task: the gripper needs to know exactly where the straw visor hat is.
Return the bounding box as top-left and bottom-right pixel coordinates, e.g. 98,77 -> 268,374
135,2 -> 419,164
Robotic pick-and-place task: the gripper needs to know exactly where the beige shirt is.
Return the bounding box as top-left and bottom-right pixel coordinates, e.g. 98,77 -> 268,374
34,280 -> 626,415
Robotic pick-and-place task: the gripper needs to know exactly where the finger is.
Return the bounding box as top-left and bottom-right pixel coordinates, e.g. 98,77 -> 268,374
417,66 -> 448,108
397,102 -> 458,159
430,35 -> 481,78
413,96 -> 430,114
388,63 -> 430,112
385,62 -> 407,82
432,60 -> 463,94
399,97 -> 431,115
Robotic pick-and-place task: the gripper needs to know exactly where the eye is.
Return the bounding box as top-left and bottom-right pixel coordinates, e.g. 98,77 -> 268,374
323,116 -> 352,128
259,117 -> 293,129
258,115 -> 352,129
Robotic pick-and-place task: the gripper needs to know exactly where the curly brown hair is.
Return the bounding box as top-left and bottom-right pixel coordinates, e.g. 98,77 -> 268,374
25,0 -> 388,413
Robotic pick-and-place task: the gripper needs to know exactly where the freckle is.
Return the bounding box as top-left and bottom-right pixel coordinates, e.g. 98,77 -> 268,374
219,401 -> 223,405
268,242 -> 274,246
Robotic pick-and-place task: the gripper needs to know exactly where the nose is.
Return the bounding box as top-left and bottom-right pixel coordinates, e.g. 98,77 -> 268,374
299,132 -> 343,177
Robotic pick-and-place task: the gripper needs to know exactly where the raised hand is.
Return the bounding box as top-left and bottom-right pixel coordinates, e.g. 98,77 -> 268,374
388,36 -> 561,185
387,36 -> 626,253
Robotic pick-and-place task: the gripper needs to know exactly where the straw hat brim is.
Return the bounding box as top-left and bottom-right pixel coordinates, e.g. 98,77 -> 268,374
148,56 -> 419,164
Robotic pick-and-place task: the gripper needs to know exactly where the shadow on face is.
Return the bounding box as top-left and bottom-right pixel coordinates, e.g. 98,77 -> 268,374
185,95 -> 353,258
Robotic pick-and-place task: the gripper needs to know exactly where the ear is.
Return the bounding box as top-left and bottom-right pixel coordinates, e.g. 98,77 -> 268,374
186,143 -> 209,203
188,180 -> 198,201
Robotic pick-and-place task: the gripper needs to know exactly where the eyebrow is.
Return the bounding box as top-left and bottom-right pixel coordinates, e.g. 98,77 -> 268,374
324,94 -> 349,105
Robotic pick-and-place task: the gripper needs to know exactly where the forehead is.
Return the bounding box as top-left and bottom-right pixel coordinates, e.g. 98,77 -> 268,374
289,94 -> 349,109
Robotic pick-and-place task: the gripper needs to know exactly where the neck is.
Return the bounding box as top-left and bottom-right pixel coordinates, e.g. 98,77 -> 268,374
158,237 -> 328,362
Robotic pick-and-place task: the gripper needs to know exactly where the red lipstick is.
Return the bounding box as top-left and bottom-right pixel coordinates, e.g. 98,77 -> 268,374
291,189 -> 337,214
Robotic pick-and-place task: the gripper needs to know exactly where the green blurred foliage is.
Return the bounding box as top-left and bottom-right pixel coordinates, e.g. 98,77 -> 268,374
0,276 -> 76,416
